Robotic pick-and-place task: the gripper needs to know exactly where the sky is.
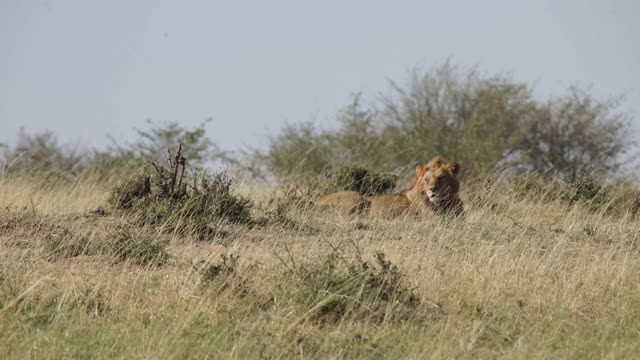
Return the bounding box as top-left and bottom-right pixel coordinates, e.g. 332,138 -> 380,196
1,0 -> 639,153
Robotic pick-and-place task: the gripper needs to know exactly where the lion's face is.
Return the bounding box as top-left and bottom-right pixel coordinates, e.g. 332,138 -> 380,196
415,157 -> 460,205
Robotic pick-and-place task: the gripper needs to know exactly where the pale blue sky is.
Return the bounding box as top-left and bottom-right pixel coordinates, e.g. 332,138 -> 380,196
1,0 -> 638,151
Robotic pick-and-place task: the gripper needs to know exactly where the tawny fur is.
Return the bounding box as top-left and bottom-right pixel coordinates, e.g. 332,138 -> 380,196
419,156 -> 464,216
314,191 -> 370,214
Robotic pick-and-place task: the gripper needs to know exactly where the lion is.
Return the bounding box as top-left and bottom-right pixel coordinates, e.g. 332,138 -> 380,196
315,156 -> 463,218
417,156 -> 463,216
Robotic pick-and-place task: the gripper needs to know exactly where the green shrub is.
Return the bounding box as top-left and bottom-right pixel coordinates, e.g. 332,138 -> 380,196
104,150 -> 254,238
185,170 -> 253,225
334,164 -> 397,195
560,174 -> 605,205
195,254 -> 252,297
561,176 -> 640,217
106,173 -> 151,210
1,120 -> 234,180
0,129 -> 84,176
253,62 -> 631,181
211,193 -> 253,224
289,250 -> 419,324
127,178 -> 252,238
504,173 -> 640,218
199,254 -> 239,284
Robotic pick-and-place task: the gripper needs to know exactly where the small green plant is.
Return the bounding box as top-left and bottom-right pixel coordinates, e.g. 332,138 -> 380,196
291,250 -> 419,324
560,174 -> 604,205
199,254 -> 239,284
109,227 -> 169,267
196,254 -> 252,297
335,164 -> 397,195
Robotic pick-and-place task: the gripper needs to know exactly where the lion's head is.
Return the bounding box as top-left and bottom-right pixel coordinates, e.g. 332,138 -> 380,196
414,156 -> 462,213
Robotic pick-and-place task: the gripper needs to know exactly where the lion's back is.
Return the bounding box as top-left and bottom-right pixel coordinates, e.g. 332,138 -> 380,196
365,194 -> 417,218
315,191 -> 370,214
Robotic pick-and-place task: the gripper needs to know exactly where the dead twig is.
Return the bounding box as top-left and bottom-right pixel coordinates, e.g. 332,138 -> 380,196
176,155 -> 186,195
170,143 -> 183,195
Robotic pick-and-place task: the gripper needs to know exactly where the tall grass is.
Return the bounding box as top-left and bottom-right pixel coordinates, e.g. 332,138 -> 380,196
1,171 -> 640,359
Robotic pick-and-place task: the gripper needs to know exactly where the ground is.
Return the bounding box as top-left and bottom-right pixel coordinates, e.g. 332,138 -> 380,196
1,175 -> 640,359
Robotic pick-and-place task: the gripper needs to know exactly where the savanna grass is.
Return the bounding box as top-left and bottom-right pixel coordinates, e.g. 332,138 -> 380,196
1,171 -> 640,359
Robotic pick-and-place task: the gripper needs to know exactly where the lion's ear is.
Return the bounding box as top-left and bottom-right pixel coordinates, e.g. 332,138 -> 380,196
450,162 -> 460,175
416,164 -> 427,177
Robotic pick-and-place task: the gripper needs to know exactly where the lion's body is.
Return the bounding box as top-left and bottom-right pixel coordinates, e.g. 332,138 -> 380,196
315,190 -> 421,218
315,155 -> 464,218
314,191 -> 369,214
364,193 -> 420,218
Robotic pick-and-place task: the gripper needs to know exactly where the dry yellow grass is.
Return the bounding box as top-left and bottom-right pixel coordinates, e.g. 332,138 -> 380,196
1,174 -> 640,359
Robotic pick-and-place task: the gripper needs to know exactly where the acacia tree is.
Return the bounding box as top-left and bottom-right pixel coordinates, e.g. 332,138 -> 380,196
122,119 -> 235,168
327,94 -> 394,169
518,86 -> 632,181
255,62 -> 634,180
1,129 -> 84,174
259,121 -> 332,178
2,120 -> 233,177
253,96 -> 392,178
380,62 -> 536,171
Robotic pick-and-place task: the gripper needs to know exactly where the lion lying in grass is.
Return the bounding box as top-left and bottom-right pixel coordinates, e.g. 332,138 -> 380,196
315,156 -> 463,218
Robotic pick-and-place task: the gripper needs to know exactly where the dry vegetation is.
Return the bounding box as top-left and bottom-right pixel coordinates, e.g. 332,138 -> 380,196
1,60 -> 637,359
2,166 -> 640,359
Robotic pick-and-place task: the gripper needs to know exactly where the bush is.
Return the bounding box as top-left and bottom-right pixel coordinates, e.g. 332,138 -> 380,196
124,119 -> 236,168
196,171 -> 253,224
518,86 -> 632,181
560,175 -> 640,217
105,147 -> 253,239
507,172 -> 640,218
560,175 -> 605,205
1,120 -> 233,182
0,129 -> 84,176
253,61 -> 632,180
106,173 -> 151,210
289,250 -> 419,324
335,164 -> 397,195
